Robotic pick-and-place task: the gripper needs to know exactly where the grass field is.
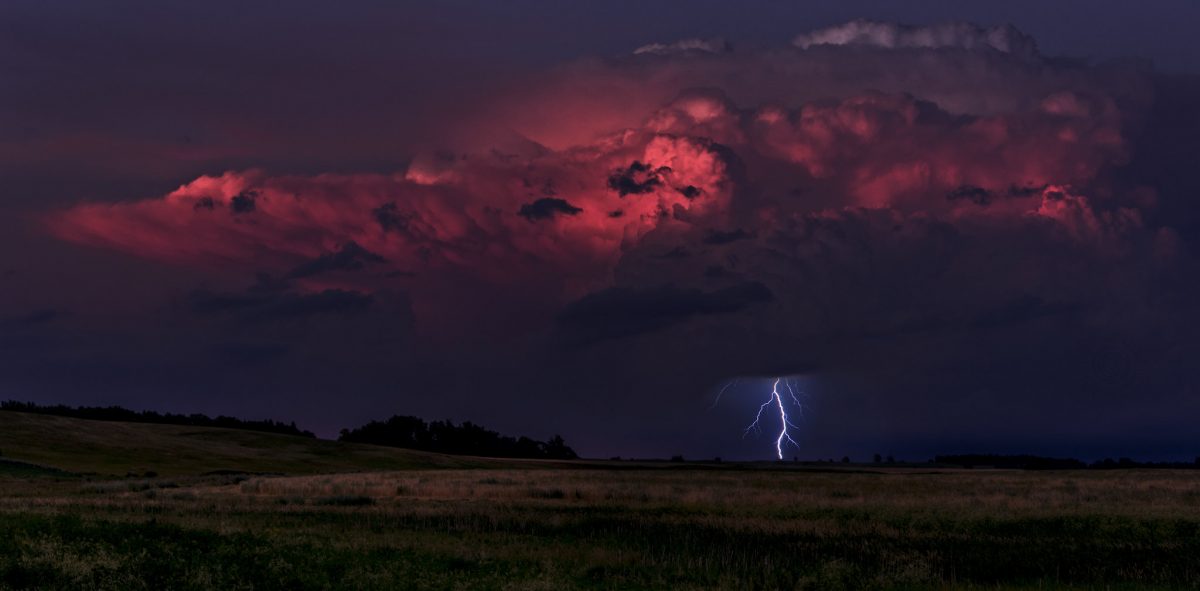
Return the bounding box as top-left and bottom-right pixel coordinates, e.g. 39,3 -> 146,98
2,411 -> 1200,590
0,411 -> 508,476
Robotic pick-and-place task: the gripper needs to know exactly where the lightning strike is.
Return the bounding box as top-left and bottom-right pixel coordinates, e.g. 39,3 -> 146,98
710,378 -> 738,409
719,377 -> 803,460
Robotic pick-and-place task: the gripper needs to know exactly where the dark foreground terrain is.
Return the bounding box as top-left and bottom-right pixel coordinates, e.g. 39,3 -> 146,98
2,411 -> 1199,590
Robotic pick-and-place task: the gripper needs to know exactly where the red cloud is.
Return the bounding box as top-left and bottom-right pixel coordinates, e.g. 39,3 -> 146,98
48,28 -> 1166,341
49,128 -> 739,326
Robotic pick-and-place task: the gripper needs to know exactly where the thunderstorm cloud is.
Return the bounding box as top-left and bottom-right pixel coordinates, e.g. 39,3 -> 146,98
29,19 -> 1200,458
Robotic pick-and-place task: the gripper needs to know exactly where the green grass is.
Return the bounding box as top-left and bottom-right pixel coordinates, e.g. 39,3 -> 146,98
0,458 -> 72,479
0,514 -> 541,591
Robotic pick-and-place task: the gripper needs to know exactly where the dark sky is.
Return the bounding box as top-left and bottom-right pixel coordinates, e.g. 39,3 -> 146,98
4,1 -> 1200,460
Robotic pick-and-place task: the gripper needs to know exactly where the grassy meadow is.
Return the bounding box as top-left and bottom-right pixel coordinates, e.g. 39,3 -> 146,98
2,411 -> 1200,589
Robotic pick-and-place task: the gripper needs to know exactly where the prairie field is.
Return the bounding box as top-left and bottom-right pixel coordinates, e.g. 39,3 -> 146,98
4,466 -> 1200,590
2,412 -> 1200,590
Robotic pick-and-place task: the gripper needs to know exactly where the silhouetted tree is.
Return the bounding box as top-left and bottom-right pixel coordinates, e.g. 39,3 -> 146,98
543,435 -> 576,460
338,415 -> 577,460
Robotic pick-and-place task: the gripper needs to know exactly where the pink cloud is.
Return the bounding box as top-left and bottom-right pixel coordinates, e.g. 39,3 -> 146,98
47,25 -> 1169,341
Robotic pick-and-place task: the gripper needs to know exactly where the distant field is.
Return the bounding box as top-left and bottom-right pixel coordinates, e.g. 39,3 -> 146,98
2,412 -> 1200,589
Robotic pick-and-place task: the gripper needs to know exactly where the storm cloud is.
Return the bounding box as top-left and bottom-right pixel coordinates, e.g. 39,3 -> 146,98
19,15 -> 1200,459
557,281 -> 774,344
517,197 -> 584,221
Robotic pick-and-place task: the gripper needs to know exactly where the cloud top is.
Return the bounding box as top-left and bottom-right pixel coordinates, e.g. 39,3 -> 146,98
793,20 -> 1039,58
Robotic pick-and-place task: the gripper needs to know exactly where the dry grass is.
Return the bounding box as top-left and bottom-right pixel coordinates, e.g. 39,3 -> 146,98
196,468 -> 1200,521
3,467 -> 1200,589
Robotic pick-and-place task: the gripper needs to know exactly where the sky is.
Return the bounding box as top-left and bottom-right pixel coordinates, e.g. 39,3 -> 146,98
4,1 -> 1200,460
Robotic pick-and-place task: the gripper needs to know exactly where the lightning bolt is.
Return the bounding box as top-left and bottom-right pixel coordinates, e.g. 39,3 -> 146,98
720,377 -> 803,460
710,378 -> 738,409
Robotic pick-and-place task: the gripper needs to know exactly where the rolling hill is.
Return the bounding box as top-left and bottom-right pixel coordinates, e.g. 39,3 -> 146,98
0,410 -> 503,476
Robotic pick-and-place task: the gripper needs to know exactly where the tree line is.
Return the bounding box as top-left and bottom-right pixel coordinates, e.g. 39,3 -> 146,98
0,400 -> 316,438
338,415 -> 578,460
1,401 -> 577,460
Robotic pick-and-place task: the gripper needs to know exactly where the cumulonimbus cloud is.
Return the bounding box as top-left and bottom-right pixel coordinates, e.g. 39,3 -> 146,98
46,21 -> 1185,369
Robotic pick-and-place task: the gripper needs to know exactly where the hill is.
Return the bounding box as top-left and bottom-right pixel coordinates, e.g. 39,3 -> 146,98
0,400 -> 316,438
0,410 -> 505,476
